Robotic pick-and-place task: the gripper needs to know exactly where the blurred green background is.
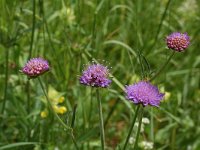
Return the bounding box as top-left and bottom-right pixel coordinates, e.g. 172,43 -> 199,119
0,0 -> 200,149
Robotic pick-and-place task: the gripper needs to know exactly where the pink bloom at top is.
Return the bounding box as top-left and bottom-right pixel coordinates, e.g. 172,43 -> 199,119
80,63 -> 111,88
166,32 -> 190,52
22,58 -> 49,78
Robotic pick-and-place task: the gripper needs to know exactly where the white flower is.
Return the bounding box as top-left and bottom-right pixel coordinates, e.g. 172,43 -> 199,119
139,141 -> 154,150
142,117 -> 150,124
129,137 -> 135,144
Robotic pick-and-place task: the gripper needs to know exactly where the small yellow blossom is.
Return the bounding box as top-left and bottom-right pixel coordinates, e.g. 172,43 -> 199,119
52,105 -> 67,114
53,105 -> 60,113
58,96 -> 65,103
58,106 -> 67,114
40,110 -> 48,118
41,86 -> 67,118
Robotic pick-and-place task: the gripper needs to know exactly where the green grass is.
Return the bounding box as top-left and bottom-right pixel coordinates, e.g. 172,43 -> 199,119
0,0 -> 200,150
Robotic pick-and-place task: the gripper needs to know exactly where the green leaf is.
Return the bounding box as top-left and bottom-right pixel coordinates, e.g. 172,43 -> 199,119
0,142 -> 38,150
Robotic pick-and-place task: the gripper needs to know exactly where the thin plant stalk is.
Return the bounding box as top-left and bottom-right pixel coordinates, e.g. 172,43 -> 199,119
150,51 -> 175,81
88,88 -> 93,127
104,98 -> 120,128
153,0 -> 172,48
150,107 -> 154,141
38,77 -> 71,130
26,80 -> 31,141
29,0 -> 36,59
27,0 -> 36,109
1,48 -> 9,114
39,0 -> 65,78
96,89 -> 105,150
133,106 -> 144,150
37,77 -> 79,150
123,105 -> 140,150
26,0 -> 35,141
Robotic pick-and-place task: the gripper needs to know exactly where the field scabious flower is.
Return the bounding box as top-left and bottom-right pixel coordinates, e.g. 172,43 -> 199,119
125,81 -> 164,107
22,58 -> 49,78
80,63 -> 111,88
166,32 -> 190,52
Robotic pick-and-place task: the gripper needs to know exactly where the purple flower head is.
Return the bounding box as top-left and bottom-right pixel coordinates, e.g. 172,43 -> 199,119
22,57 -> 49,78
80,63 -> 111,88
125,81 -> 164,107
166,32 -> 190,52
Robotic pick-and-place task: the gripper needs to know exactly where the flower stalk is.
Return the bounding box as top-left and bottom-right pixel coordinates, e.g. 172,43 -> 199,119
123,105 -> 140,150
38,77 -> 71,131
133,106 -> 144,150
1,48 -> 9,114
38,77 -> 79,150
96,89 -> 105,150
150,51 -> 175,81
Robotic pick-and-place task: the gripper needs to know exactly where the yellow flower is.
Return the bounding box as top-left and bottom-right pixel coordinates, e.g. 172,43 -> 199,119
58,106 -> 67,114
58,96 -> 65,103
40,110 -> 48,118
52,105 -> 67,114
53,105 -> 60,113
40,86 -> 67,118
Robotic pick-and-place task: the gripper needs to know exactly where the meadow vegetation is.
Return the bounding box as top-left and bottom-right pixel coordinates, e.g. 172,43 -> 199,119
0,0 -> 200,149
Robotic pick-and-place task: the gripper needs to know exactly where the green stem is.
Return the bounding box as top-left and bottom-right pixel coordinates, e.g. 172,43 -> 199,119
150,51 -> 175,81
88,88 -> 93,128
96,89 -> 105,150
29,0 -> 35,59
71,131 -> 79,150
123,105 -> 140,150
38,77 -> 72,131
104,98 -> 120,128
39,0 -> 65,78
26,0 -> 35,140
150,107 -> 154,141
133,106 -> 144,150
26,80 -> 31,141
1,48 -> 9,114
71,104 -> 77,128
153,0 -> 172,47
37,77 -> 79,150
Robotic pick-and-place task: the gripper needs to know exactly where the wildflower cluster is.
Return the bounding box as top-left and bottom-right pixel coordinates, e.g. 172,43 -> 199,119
40,86 -> 67,118
20,31 -> 190,149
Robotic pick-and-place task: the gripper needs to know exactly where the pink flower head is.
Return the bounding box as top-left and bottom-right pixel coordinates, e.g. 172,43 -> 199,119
166,32 -> 190,52
22,58 -> 49,78
80,63 -> 111,88
125,81 -> 164,107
